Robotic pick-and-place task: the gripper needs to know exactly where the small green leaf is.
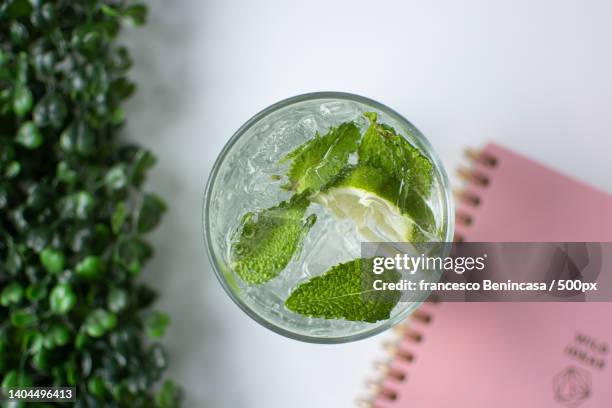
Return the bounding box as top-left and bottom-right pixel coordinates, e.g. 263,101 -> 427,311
4,241 -> 24,274
16,121 -> 43,149
61,191 -> 95,220
10,308 -> 38,328
44,324 -> 71,349
1,282 -> 24,306
26,227 -> 50,252
72,26 -> 104,57
1,371 -> 18,389
5,161 -> 20,178
99,311 -> 117,330
16,52 -> 28,83
92,223 -> 111,253
110,106 -> 125,124
105,165 -> 128,190
56,161 -> 77,184
149,344 -> 167,369
75,332 -> 88,350
137,193 -> 167,233
26,283 -> 47,301
111,383 -> 129,401
31,2 -> 56,28
145,312 -> 171,338
32,349 -> 50,371
110,77 -> 136,101
87,375 -> 107,398
59,121 -> 95,155
31,49 -> 56,78
5,0 -> 32,19
107,288 -> 128,312
123,4 -> 147,26
40,247 -> 65,274
10,22 -> 29,45
28,332 -> 44,353
33,94 -> 67,129
100,5 -> 120,17
65,360 -> 77,386
13,84 -> 33,116
155,380 -> 182,408
2,370 -> 32,388
75,255 -> 105,278
49,284 -> 76,314
111,202 -> 128,234
84,309 -> 117,337
84,320 -> 104,338
74,191 -> 94,219
131,149 -> 156,186
114,237 -> 152,276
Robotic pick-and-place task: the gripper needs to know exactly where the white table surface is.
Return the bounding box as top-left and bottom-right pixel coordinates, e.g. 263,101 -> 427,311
123,1 -> 612,406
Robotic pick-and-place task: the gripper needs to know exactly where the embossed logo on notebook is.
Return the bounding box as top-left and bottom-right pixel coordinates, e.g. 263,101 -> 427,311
553,366 -> 591,407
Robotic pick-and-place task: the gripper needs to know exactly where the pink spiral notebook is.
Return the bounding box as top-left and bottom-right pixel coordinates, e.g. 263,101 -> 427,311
363,143 -> 612,408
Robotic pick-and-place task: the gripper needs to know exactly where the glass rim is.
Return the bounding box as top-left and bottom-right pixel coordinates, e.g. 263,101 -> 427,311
202,91 -> 455,344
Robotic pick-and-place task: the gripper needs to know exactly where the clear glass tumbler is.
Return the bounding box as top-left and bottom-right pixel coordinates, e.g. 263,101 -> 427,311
203,92 -> 454,343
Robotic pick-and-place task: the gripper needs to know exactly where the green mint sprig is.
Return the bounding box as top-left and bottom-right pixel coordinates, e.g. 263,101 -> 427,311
230,194 -> 316,284
358,112 -> 435,235
280,122 -> 360,194
285,258 -> 400,323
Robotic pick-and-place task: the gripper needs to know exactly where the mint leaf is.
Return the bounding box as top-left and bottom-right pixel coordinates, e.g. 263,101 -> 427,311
359,112 -> 433,197
285,258 -> 400,323
231,195 -> 316,284
281,122 -> 360,194
358,113 -> 435,236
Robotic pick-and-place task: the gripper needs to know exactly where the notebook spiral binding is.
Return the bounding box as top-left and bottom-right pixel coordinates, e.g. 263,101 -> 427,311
454,147 -> 498,243
356,306 -> 435,407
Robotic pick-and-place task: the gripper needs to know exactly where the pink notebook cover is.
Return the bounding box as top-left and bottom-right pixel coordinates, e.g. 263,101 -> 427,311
370,143 -> 612,408
454,143 -> 612,242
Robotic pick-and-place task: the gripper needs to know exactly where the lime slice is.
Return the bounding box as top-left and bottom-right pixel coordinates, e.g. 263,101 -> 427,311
313,165 -> 434,242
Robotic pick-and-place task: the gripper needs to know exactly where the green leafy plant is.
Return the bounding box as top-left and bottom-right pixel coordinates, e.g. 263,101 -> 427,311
0,1 -> 181,406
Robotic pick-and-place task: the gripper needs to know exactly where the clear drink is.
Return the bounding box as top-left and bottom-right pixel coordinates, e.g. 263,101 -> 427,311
203,93 -> 453,343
